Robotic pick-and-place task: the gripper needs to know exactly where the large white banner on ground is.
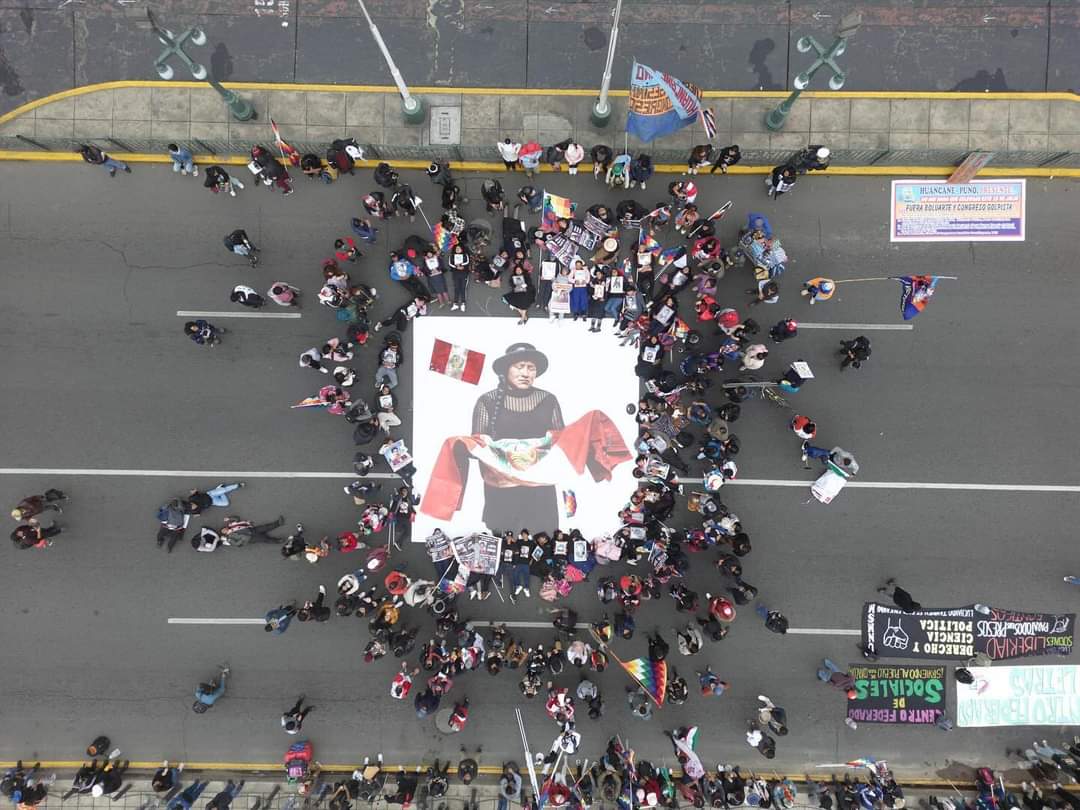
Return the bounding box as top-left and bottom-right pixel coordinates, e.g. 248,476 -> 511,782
412,317 -> 639,542
956,665 -> 1080,727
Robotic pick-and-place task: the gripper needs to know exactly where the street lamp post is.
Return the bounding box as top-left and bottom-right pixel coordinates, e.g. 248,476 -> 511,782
590,0 -> 623,128
356,0 -> 426,125
765,11 -> 862,132
147,10 -> 255,122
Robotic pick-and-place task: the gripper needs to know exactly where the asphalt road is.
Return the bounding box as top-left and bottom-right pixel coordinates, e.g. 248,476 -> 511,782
1,163 -> 1078,775
1,0 -> 1078,115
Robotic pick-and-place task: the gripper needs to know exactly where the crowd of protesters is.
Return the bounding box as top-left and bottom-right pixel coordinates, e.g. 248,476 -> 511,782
17,133 -> 966,810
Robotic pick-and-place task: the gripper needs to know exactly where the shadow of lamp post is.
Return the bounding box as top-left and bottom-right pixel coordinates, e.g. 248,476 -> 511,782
765,11 -> 862,132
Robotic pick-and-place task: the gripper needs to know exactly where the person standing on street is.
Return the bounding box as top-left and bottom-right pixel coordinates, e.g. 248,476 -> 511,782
498,138 -> 521,170
281,696 -> 314,733
11,489 -> 67,520
449,245 -> 471,311
769,318 -> 798,342
629,154 -> 654,190
698,666 -> 729,696
184,320 -> 225,347
756,604 -> 789,634
565,142 -> 585,175
388,486 -> 418,549
78,144 -> 130,177
167,144 -> 197,176
840,336 -> 872,370
766,164 -> 796,199
627,687 -> 652,720
590,144 -> 613,180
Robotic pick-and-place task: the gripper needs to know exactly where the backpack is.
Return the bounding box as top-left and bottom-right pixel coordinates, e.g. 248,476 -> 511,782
284,740 -> 313,781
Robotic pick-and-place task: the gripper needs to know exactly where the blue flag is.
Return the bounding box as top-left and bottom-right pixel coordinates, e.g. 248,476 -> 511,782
893,275 -> 939,319
626,62 -> 703,143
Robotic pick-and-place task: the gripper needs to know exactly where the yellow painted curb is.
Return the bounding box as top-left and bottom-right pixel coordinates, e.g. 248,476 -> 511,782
1,79 -> 1078,130
2,151 -> 1079,178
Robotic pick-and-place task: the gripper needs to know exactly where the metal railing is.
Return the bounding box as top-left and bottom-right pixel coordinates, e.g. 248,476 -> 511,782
6,135 -> 1080,169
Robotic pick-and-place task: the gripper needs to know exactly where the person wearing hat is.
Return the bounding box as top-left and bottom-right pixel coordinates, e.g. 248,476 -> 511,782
11,489 -> 67,521
90,759 -> 128,797
471,343 -> 564,533
795,145 -> 831,173
801,277 -> 835,305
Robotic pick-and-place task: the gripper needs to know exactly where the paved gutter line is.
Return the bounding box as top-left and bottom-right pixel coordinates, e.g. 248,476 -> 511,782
0,152 -> 1075,178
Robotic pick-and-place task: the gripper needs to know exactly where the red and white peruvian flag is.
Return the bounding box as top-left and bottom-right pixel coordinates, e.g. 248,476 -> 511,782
429,339 -> 485,385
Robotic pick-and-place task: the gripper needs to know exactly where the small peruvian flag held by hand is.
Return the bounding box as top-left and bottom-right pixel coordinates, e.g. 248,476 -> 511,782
429,339 -> 485,384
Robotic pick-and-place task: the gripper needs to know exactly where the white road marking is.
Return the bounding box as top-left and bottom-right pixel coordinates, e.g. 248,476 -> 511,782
683,477 -> 1080,493
167,617 -> 862,635
786,628 -> 861,636
2,468 -> 1078,493
0,468 -> 397,479
176,311 -> 302,319
796,322 -> 913,331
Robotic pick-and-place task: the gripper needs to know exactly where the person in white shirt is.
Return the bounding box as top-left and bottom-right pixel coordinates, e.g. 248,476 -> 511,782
565,142 -> 585,175
497,138 -> 522,170
229,284 -> 264,309
191,527 -> 221,552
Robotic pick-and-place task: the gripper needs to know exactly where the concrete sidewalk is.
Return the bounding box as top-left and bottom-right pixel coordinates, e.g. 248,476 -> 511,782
2,82 -> 1080,169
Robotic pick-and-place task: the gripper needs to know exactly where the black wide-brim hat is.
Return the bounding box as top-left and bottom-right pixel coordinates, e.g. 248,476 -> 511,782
492,342 -> 549,377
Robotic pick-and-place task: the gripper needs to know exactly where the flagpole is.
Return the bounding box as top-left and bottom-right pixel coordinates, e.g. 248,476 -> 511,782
832,275 -> 958,284
516,708 -> 542,798
590,629 -> 664,706
590,0 -> 623,127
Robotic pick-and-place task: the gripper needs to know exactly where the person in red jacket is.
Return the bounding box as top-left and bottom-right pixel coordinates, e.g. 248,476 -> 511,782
334,237 -> 361,263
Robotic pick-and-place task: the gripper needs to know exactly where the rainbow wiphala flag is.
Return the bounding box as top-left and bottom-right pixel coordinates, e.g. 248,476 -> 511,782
621,656 -> 668,705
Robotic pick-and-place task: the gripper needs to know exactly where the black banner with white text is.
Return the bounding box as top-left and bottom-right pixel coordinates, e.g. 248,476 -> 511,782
862,603 -> 1074,660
